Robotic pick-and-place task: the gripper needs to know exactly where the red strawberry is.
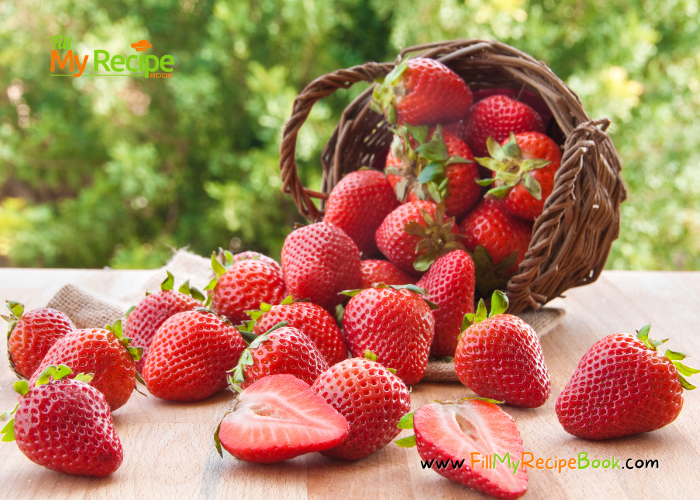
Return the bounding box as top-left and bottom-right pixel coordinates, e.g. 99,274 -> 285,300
372,57 -> 472,126
142,309 -> 246,401
312,356 -> 411,461
230,250 -> 282,272
375,200 -> 463,276
556,324 -> 698,440
124,272 -> 203,372
281,222 -> 361,311
342,284 -> 435,385
215,374 -> 349,463
459,199 -> 532,297
245,297 -> 347,366
416,250 -> 475,357
463,94 -> 545,158
385,125 -> 480,219
323,170 -> 399,257
229,323 -> 329,391
4,301 -> 74,379
29,321 -> 141,411
476,132 -> 562,221
2,366 -> 123,477
396,398 -> 528,500
360,260 -> 417,288
454,292 -> 550,408
208,254 -> 287,324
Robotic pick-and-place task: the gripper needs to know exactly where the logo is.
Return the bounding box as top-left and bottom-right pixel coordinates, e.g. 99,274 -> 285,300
50,36 -> 174,79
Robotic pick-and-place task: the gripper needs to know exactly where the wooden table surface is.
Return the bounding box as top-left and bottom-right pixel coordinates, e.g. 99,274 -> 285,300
1,269 -> 698,500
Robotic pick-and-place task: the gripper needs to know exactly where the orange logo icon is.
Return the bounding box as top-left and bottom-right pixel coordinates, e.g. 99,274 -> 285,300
131,40 -> 152,52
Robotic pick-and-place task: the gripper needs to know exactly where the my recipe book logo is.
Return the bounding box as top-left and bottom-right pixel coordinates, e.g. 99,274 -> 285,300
50,36 -> 174,78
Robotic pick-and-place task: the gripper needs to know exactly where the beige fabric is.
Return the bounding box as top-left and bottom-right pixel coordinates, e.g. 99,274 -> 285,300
47,250 -> 212,329
422,307 -> 566,383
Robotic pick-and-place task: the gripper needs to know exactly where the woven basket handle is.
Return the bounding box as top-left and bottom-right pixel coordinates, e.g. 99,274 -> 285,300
279,62 -> 395,221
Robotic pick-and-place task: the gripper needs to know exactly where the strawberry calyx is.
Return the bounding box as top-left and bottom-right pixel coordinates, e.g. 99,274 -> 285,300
404,201 -> 465,272
4,300 -> 26,380
363,350 -> 398,374
239,295 -> 299,333
475,133 -> 551,200
636,324 -> 699,390
469,245 -> 518,298
371,58 -> 409,125
459,291 -> 508,339
386,124 -> 473,204
105,319 -> 143,363
340,283 -> 439,310
227,321 -> 289,393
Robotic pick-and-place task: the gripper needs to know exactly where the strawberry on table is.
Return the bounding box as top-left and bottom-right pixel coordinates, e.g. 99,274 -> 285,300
371,57 -> 473,126
416,250 -> 475,357
323,169 -> 399,257
2,365 -> 123,477
463,94 -> 545,158
215,374 -> 349,464
396,398 -> 528,500
459,199 -> 532,297
360,260 -> 417,288
476,132 -> 562,221
342,284 -> 436,386
125,272 -> 203,373
375,200 -> 463,275
244,296 -> 348,366
385,125 -> 480,219
143,309 -> 246,402
454,291 -> 550,408
281,222 -> 362,311
556,324 -> 699,440
229,322 -> 329,391
28,320 -> 141,411
207,253 -> 287,325
4,301 -> 74,380
312,355 -> 411,461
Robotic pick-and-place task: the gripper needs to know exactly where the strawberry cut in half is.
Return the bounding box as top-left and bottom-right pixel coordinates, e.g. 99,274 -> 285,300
396,398 -> 528,500
215,374 -> 349,463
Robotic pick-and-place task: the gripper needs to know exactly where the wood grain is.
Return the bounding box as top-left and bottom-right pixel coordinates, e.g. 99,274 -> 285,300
1,269 -> 699,500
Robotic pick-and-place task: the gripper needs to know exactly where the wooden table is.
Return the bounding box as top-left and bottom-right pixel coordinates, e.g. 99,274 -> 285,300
1,269 -> 698,500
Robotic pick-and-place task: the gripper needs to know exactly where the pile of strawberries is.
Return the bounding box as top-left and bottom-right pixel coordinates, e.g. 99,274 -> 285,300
1,55 -> 698,500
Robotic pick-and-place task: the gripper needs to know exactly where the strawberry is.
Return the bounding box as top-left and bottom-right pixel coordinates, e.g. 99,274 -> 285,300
4,301 -> 74,379
360,260 -> 417,288
28,321 -> 141,411
229,323 -> 329,391
215,374 -> 349,463
281,222 -> 361,311
312,356 -> 411,461
341,284 -> 436,385
396,398 -> 528,500
124,272 -> 203,372
244,296 -> 348,366
2,365 -> 123,477
476,132 -> 562,221
459,199 -> 532,297
375,200 -> 463,275
463,94 -> 545,158
230,250 -> 282,272
416,250 -> 475,357
371,57 -> 473,126
207,253 -> 287,324
454,291 -> 550,408
323,169 -> 399,257
556,324 -> 699,440
385,125 -> 480,219
142,309 -> 245,401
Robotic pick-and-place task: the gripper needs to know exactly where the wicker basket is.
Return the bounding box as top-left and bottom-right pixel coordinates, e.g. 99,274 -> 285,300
279,39 -> 627,314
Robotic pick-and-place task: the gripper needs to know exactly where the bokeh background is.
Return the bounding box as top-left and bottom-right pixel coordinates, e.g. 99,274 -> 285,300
1,0 -> 698,270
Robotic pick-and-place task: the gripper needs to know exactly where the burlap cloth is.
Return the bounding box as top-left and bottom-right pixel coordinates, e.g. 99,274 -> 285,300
46,249 -> 565,383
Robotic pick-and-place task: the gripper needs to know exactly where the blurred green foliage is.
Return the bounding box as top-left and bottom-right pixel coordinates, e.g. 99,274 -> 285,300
0,0 -> 699,270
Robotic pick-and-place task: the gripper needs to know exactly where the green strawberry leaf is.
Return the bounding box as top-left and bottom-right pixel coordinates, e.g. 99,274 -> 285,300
161,271 -> 175,291
1,418 -> 16,442
475,156 -> 506,172
679,374 -> 696,390
53,365 -> 72,381
397,412 -> 414,430
13,381 -> 29,396
404,124 -> 429,145
36,366 -> 58,386
0,403 -> 18,421
178,279 -> 191,295
74,373 -> 95,384
364,350 -> 378,362
522,173 -> 542,200
636,324 -> 652,343
489,291 -> 509,317
395,435 -> 417,448
673,361 -> 700,377
211,251 -> 227,278
486,137 -> 507,161
281,295 -> 294,306
403,221 -> 428,236
125,305 -> 136,319
203,276 -> 218,291
7,301 -> 24,319
413,253 -> 436,272
340,289 -> 364,298
476,177 -> 497,186
425,181 -> 443,203
486,185 -> 511,199
385,58 -> 408,86
214,417 -> 225,457
190,286 -> 205,302
416,163 -> 445,184
445,155 -> 473,165
665,350 -> 688,361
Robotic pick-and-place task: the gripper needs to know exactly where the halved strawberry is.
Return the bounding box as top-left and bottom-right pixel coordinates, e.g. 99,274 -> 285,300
215,374 -> 349,463
397,398 -> 528,500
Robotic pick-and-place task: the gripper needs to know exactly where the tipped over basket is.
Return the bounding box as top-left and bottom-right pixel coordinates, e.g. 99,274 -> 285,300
279,39 -> 627,314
